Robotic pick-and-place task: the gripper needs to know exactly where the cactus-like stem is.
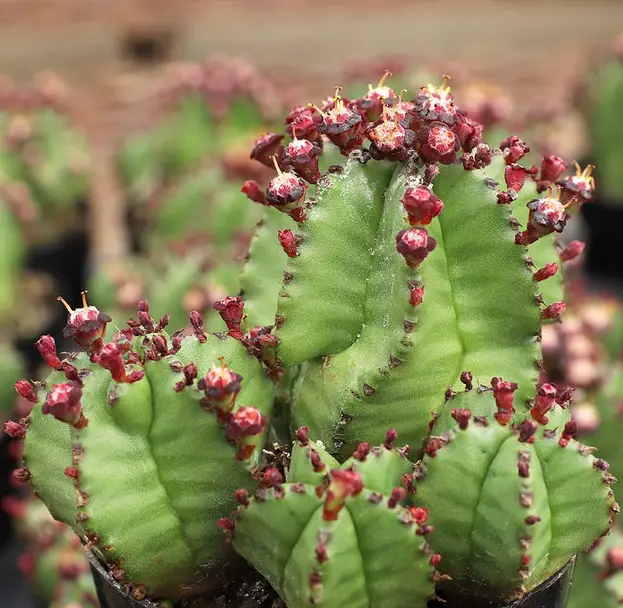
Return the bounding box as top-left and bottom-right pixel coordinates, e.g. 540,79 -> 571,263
414,383 -> 617,602
230,430 -> 436,608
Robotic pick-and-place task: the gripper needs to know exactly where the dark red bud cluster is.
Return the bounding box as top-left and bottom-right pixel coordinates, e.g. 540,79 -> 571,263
281,138 -> 322,184
42,382 -> 86,427
322,468 -> 364,521
197,362 -> 243,423
416,122 -> 460,165
516,188 -> 568,245
226,406 -> 268,461
530,383 -> 557,424
537,155 -> 567,192
500,136 -> 529,165
278,229 -> 299,258
58,293 -> 111,353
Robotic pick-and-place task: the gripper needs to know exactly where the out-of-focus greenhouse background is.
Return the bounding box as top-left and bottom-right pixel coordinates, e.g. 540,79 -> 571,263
3,1 -> 623,607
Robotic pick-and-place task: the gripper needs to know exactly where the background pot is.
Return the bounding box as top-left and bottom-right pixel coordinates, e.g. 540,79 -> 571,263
428,559 -> 576,608
581,200 -> 623,283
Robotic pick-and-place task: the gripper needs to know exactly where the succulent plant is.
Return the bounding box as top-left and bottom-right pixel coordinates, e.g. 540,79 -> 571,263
15,72 -> 616,607
4,494 -> 99,608
118,55 -> 283,203
14,294 -> 276,602
230,429 -> 438,608
0,72 -> 90,244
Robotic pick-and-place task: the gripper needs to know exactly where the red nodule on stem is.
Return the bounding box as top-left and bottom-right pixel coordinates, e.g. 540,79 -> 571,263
42,382 -> 86,427
396,228 -> 436,269
353,442 -> 370,461
198,363 -> 243,423
4,420 -> 26,438
94,343 -> 143,384
213,296 -> 244,339
491,377 -> 517,425
460,371 -> 473,391
530,383 -> 557,424
322,469 -> 363,521
410,506 -> 429,525
401,186 -> 444,226
518,420 -> 538,444
295,426 -> 309,446
278,229 -> 298,258
409,285 -> 425,307
451,408 -> 472,430
559,420 -> 578,448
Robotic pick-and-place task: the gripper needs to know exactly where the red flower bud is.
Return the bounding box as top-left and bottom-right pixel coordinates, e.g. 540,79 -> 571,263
250,133 -> 285,169
355,71 -> 395,122
559,240 -> 585,262
213,296 -> 244,339
401,187 -> 444,225
93,343 -> 127,383
451,408 -> 472,430
322,468 -> 363,521
396,228 -> 437,269
226,406 -> 267,461
242,325 -> 279,369
15,379 -> 38,404
453,115 -> 482,153
537,155 -> 567,191
42,382 -> 86,427
517,188 -> 568,245
278,229 -> 298,258
197,363 -> 243,422
265,171 -> 308,217
367,106 -> 414,161
416,122 -> 460,165
410,506 -> 429,525
285,106 -> 322,141
491,377 -> 517,426
35,335 -> 62,369
241,180 -> 267,205
533,263 -> 559,282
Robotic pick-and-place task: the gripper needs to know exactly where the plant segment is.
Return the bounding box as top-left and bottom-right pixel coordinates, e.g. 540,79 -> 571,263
14,293 -> 276,601
228,428 -> 438,608
238,75 -> 591,456
414,381 -> 616,602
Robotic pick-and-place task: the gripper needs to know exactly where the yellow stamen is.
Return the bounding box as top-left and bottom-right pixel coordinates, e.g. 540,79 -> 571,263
397,89 -> 408,105
377,70 -> 392,88
272,155 -> 283,176
57,296 -> 73,314
307,103 -> 327,119
441,74 -> 452,92
81,290 -> 89,308
333,86 -> 344,112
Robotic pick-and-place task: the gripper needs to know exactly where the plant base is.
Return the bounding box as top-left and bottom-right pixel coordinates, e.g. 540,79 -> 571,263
428,559 -> 576,608
87,552 -> 284,608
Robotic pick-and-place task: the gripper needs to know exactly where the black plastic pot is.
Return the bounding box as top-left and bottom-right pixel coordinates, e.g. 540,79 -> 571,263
88,552 -> 284,608
0,435 -> 19,552
428,559 -> 576,608
90,551 -> 574,608
581,199 -> 623,283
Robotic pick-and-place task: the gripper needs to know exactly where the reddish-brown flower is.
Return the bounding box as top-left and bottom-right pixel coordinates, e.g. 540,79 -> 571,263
416,121 -> 460,164
396,228 -> 437,268
265,169 -> 308,220
559,240 -> 585,262
401,186 -> 444,225
316,91 -> 364,155
198,362 -> 243,422
541,301 -> 567,321
250,133 -> 284,168
322,468 -> 364,521
453,113 -> 482,153
557,162 -> 595,206
530,383 -> 557,424
505,164 -> 530,193
537,155 -> 567,192
4,420 -> 26,438
409,285 -> 425,307
15,379 -> 38,404
241,180 -> 267,205
282,138 -> 322,184
93,343 -> 144,384
533,262 -> 559,282
226,406 -> 267,461
500,135 -> 529,165
58,292 -> 111,351
367,105 -> 414,161
355,71 -> 395,122
42,382 -> 86,427
414,78 -> 457,125
285,105 -> 322,142
516,188 -> 568,245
